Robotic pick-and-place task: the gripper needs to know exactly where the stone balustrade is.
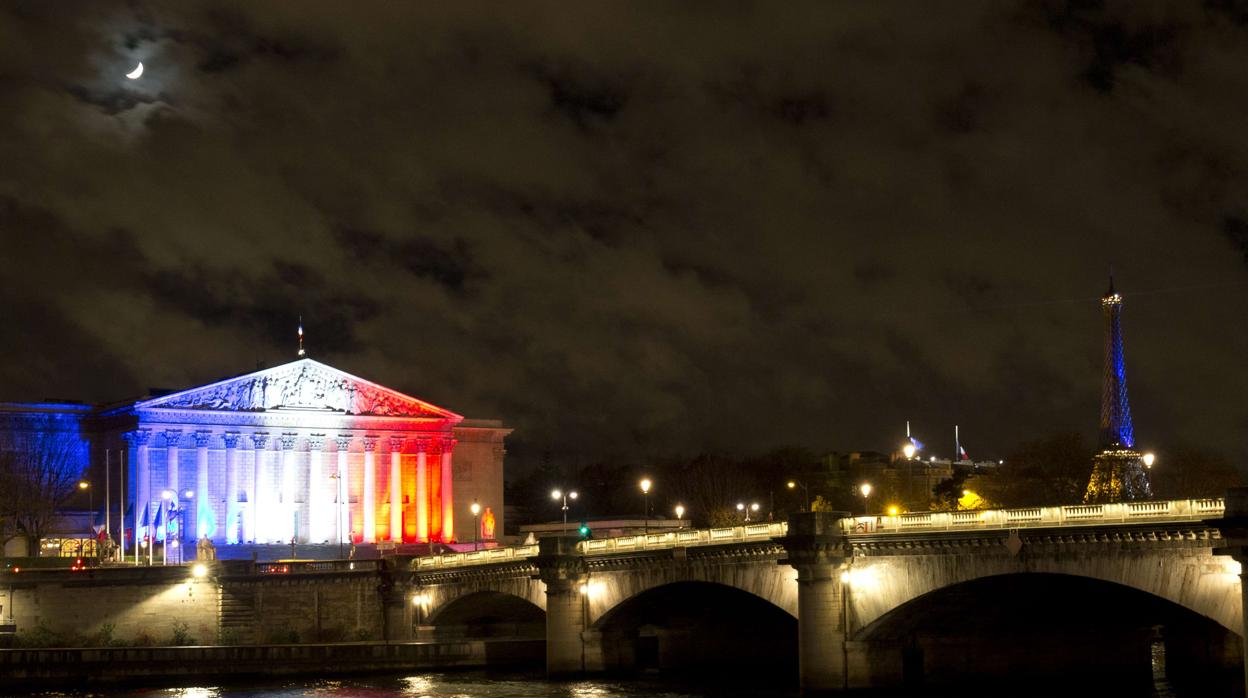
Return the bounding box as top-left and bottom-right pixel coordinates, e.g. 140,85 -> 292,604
844,497 -> 1225,534
410,498 -> 1226,571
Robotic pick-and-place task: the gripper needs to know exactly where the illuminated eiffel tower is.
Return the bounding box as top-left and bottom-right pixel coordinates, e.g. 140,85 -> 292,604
1084,276 -> 1152,503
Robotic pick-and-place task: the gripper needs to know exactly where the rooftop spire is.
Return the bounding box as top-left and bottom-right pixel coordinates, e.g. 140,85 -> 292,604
297,316 -> 306,358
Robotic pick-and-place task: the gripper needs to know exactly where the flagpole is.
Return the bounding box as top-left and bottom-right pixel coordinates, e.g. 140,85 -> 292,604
120,449 -> 126,563
104,454 -> 111,551
955,425 -> 960,463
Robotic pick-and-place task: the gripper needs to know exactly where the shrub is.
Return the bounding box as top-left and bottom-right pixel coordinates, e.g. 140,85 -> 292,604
20,623 -> 62,648
168,621 -> 195,646
88,623 -> 115,648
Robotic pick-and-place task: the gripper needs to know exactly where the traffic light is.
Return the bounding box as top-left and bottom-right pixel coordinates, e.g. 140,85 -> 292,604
578,521 -> 592,539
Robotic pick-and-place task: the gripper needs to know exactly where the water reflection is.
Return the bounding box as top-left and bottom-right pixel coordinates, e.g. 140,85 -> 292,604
37,671 -> 796,698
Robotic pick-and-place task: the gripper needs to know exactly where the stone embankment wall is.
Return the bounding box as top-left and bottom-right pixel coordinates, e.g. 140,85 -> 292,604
1,561 -> 393,647
0,640 -> 543,687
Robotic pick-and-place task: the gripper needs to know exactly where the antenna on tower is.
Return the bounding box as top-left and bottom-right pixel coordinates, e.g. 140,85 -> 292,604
297,316 -> 306,358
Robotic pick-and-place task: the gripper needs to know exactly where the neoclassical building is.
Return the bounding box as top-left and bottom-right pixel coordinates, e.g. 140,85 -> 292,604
5,358 -> 509,548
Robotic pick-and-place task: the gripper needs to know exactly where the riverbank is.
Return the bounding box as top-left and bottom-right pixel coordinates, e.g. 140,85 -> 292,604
0,639 -> 542,690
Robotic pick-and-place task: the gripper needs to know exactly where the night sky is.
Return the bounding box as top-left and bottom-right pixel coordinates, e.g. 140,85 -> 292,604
3,3 -> 1247,469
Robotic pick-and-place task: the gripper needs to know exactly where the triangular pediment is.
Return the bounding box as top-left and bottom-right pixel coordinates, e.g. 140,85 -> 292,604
135,359 -> 462,420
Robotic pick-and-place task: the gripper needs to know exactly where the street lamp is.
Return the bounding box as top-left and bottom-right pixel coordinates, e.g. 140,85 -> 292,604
786,480 -> 810,511
470,501 -> 481,551
78,481 -> 92,537
1142,452 -> 1156,468
736,502 -> 760,523
859,483 -> 873,515
674,504 -> 685,527
551,489 -> 579,533
902,443 -> 916,459
640,479 -> 652,535
330,471 -> 344,559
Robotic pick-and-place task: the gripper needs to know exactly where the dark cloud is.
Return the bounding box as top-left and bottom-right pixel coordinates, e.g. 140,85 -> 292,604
1,2 -> 1247,472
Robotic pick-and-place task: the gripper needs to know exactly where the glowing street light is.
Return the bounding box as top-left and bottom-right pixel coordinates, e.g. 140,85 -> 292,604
191,563 -> 208,579
674,504 -> 686,526
736,502 -> 760,523
551,489 -> 579,530
902,443 -> 916,459
787,480 -> 810,511
886,505 -> 900,517
640,479 -> 652,535
859,483 -> 873,515
78,481 -> 93,535
470,500 -> 481,551
1142,452 -> 1156,468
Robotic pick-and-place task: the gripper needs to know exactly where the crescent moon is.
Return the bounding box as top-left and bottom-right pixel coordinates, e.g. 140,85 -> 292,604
125,62 -> 144,80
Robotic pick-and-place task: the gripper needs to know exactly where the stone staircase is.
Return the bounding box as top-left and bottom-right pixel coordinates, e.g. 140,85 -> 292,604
218,586 -> 257,645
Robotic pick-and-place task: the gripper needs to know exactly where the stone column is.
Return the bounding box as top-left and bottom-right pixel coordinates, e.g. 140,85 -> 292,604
780,511 -> 852,694
163,430 -> 182,498
223,433 -> 241,544
279,434 -> 298,543
1211,487 -> 1248,696
389,437 -> 404,542
415,438 -> 429,542
440,438 -> 457,542
308,435 -> 326,543
335,435 -> 352,545
534,537 -> 588,677
249,433 -> 269,542
130,430 -> 151,551
363,436 -> 378,543
194,431 -> 211,541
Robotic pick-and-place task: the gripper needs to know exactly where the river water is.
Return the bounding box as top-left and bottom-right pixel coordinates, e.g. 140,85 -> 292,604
28,672 -> 796,698
25,670 -> 1201,698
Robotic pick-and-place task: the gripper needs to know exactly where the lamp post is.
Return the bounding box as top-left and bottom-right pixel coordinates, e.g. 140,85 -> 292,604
674,504 -> 685,528
330,471 -> 344,559
786,480 -> 809,511
551,489 -> 579,534
859,483 -> 873,516
470,500 -> 481,551
736,502 -> 759,523
78,481 -> 92,537
1142,452 -> 1157,469
639,479 -> 652,535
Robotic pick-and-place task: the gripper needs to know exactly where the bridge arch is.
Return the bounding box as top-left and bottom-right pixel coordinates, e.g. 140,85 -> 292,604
847,545 -> 1242,635
850,572 -> 1242,694
421,573 -> 546,626
588,580 -> 797,679
583,555 -> 797,626
426,589 -> 545,627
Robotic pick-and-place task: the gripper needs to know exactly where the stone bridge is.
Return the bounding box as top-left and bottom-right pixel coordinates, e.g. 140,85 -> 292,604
409,496 -> 1248,694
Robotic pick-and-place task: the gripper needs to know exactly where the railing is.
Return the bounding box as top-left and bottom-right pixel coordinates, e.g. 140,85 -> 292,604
414,544 -> 540,569
255,559 -> 381,574
410,498 -> 1224,570
841,498 -> 1225,534
579,522 -> 786,555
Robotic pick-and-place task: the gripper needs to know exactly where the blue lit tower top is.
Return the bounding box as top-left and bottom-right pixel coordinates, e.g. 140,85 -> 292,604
1099,276 -> 1134,449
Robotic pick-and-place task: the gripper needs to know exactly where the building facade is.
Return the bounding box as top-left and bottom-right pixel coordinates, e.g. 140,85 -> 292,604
4,358 -> 509,550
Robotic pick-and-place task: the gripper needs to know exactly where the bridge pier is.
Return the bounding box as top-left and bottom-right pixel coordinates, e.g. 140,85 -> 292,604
1213,487 -> 1248,697
781,511 -> 852,695
533,537 -> 588,677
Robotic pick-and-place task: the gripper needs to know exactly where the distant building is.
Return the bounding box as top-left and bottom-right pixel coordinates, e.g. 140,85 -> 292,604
0,358 -> 509,556
1085,278 -> 1152,503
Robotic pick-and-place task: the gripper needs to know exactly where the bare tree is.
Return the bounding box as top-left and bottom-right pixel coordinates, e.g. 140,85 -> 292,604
1,429 -> 83,556
667,454 -> 755,527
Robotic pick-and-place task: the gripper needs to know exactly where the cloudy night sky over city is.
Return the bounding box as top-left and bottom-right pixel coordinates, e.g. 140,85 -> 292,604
3,2 -> 1248,468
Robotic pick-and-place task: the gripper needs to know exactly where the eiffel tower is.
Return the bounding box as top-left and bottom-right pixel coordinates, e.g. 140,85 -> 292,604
1084,276 -> 1152,503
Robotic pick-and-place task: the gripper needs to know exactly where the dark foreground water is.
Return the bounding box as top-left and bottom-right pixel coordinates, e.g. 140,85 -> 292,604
21,670 -> 1202,698
24,672 -> 798,698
